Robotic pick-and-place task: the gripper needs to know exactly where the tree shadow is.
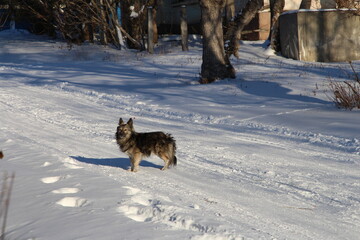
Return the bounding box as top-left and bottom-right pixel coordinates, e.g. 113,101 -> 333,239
236,79 -> 330,105
72,156 -> 163,171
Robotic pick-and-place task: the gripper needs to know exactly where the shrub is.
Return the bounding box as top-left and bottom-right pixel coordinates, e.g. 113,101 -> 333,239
329,61 -> 360,110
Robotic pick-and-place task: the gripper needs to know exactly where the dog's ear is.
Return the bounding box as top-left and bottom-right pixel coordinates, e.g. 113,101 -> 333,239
127,118 -> 135,130
119,118 -> 124,125
127,118 -> 133,126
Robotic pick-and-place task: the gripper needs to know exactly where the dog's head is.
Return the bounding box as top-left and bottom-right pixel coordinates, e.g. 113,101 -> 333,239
116,118 -> 134,140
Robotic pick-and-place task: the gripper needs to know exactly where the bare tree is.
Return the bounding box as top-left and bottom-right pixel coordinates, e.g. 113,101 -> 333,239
199,0 -> 235,84
200,0 -> 264,83
121,0 -> 146,49
120,0 -> 158,50
224,0 -> 235,24
148,0 -> 158,44
268,0 -> 285,51
20,0 -> 142,49
224,0 -> 264,58
300,0 -> 312,8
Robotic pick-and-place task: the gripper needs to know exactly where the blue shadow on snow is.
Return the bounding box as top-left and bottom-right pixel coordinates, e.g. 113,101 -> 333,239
72,156 -> 163,170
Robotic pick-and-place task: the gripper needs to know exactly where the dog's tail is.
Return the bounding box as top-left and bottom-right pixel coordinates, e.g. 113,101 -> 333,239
169,143 -> 177,167
167,135 -> 177,167
173,156 -> 177,166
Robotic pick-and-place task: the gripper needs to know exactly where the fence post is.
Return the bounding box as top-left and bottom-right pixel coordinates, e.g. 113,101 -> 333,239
180,5 -> 189,51
147,6 -> 154,54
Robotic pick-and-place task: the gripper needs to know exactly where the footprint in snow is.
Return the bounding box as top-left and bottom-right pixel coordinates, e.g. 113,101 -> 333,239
122,186 -> 151,206
117,186 -> 207,232
123,186 -> 142,195
56,197 -> 87,208
41,176 -> 62,184
52,187 -> 87,207
63,157 -> 84,169
41,175 -> 87,208
52,187 -> 81,194
42,161 -> 53,167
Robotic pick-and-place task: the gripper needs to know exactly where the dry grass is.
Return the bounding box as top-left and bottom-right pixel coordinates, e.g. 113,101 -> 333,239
329,81 -> 360,109
329,61 -> 360,110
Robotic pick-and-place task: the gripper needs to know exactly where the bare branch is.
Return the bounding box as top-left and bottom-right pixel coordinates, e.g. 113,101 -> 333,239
224,0 -> 264,58
20,0 -> 143,49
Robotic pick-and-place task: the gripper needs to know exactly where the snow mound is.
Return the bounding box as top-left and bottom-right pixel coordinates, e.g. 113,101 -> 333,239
56,197 -> 88,207
41,176 -> 61,184
52,188 -> 81,194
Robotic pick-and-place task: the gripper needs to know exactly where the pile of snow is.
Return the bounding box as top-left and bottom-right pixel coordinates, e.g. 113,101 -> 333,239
1,30 -> 359,240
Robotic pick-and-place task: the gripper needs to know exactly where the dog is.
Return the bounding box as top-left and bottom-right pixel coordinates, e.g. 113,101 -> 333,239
116,118 -> 177,172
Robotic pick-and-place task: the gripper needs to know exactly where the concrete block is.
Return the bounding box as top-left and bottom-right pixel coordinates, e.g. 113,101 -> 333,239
279,10 -> 360,62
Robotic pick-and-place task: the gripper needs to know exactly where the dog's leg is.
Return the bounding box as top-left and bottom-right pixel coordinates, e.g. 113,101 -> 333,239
131,152 -> 142,172
159,153 -> 170,171
129,156 -> 135,172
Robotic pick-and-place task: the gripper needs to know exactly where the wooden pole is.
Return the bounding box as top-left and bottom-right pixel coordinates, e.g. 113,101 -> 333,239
180,5 -> 189,51
0,172 -> 15,240
147,6 -> 154,54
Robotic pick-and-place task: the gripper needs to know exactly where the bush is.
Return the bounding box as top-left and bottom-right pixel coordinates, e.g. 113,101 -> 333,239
329,61 -> 360,110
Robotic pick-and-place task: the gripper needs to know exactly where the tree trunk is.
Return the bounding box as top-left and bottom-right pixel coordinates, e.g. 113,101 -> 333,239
180,5 -> 189,51
147,7 -> 154,53
336,0 -> 356,8
224,0 -> 264,58
300,0 -> 312,8
200,0 -> 235,84
99,0 -> 108,45
224,0 -> 235,24
121,0 -> 146,50
150,1 -> 158,44
268,0 -> 285,52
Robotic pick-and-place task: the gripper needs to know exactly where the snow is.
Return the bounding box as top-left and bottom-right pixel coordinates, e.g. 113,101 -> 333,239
282,8 -> 359,15
130,5 -> 145,18
1,29 -> 360,240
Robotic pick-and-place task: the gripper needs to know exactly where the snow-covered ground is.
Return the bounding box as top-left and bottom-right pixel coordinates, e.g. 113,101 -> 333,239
1,30 -> 359,240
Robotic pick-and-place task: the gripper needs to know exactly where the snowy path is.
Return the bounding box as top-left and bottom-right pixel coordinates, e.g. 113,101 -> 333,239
1,31 -> 360,240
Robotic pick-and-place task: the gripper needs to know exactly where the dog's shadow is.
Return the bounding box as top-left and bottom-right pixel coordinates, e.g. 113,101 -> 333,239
72,156 -> 163,170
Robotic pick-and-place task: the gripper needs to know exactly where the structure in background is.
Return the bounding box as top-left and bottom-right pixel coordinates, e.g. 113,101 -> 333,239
0,5 -> 32,32
242,10 -> 270,40
159,0 -> 272,40
279,10 -> 360,62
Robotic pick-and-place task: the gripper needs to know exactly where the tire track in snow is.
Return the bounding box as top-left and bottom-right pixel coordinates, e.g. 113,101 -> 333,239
0,85 -> 251,238
2,81 -> 360,239
46,81 -> 360,156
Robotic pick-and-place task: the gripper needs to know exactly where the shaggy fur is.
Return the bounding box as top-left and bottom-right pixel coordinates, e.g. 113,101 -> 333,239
116,118 -> 177,172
